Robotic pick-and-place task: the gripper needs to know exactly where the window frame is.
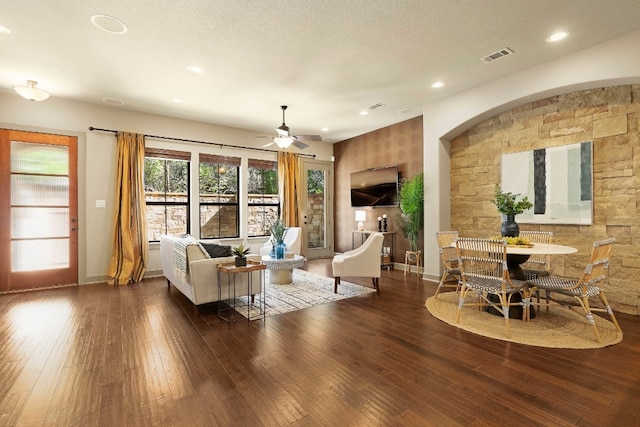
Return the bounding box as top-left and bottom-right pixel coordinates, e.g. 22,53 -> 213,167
247,158 -> 280,237
144,148 -> 191,242
198,153 -> 240,239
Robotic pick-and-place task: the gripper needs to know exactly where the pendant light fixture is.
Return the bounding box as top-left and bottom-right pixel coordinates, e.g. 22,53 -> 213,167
13,80 -> 50,101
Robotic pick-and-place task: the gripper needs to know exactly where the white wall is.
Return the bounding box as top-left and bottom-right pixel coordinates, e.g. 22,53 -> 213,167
422,28 -> 640,279
0,94 -> 333,283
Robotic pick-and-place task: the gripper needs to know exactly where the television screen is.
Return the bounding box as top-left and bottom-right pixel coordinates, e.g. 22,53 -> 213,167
350,165 -> 399,207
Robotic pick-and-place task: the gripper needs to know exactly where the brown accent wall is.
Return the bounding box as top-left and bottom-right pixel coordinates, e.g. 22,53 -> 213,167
333,116 -> 423,261
450,85 -> 640,315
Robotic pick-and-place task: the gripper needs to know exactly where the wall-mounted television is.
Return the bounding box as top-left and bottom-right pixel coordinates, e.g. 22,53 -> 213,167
350,165 -> 399,207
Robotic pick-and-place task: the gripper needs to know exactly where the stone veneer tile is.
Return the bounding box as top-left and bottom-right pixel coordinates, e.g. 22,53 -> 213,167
593,115 -> 627,138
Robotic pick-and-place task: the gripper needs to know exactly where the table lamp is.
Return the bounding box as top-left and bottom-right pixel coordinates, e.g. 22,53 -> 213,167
355,210 -> 366,231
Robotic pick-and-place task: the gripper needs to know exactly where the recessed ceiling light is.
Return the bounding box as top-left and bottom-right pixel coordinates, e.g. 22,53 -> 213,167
399,108 -> 414,115
359,111 -> 369,116
0,24 -> 11,34
546,31 -> 569,43
173,98 -> 183,103
431,81 -> 445,89
91,14 -> 127,34
102,97 -> 124,105
187,65 -> 205,74
321,127 -> 329,132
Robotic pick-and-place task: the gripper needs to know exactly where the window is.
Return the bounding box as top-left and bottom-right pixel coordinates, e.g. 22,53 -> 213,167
199,154 -> 239,239
247,159 -> 279,237
144,148 -> 190,241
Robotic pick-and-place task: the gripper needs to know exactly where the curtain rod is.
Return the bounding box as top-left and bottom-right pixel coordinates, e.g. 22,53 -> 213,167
88,126 -> 316,158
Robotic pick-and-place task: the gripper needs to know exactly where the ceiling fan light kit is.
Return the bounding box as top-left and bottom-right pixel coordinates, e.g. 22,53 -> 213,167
274,137 -> 294,148
260,105 -> 321,150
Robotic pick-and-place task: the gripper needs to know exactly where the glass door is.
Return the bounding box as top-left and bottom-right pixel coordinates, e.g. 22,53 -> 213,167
300,159 -> 333,259
0,130 -> 78,291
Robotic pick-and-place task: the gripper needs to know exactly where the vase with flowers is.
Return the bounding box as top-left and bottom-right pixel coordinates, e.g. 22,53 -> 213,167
491,184 -> 533,237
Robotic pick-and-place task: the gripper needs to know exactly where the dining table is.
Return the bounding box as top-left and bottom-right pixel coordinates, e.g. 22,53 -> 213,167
506,242 -> 578,281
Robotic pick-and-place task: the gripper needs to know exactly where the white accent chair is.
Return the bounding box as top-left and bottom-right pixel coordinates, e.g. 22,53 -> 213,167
332,232 -> 384,294
260,227 -> 303,257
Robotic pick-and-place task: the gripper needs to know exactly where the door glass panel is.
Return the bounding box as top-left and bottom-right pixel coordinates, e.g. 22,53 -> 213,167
11,142 -> 69,174
12,239 -> 69,271
11,207 -> 69,238
11,175 -> 69,205
307,168 -> 326,249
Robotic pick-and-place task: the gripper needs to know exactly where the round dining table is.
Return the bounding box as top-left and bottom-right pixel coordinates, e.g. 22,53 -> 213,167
506,242 -> 577,280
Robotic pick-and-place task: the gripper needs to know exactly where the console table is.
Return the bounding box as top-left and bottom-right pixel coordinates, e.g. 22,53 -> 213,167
352,230 -> 396,270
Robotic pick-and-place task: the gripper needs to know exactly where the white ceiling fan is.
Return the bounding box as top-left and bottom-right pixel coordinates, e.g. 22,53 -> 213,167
258,105 -> 322,150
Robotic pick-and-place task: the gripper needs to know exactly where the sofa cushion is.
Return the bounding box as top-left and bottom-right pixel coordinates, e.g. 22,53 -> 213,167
198,241 -> 232,258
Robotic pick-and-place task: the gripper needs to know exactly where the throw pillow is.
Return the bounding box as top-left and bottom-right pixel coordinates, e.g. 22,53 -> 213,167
198,241 -> 232,258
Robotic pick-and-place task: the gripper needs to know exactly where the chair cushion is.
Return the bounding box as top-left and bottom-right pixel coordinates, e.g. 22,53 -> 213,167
532,276 -> 602,297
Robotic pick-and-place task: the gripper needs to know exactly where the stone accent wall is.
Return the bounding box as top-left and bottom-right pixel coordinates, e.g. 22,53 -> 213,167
450,85 -> 640,314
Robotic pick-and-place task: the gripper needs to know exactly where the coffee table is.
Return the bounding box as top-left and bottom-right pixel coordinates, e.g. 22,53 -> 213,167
261,255 -> 306,284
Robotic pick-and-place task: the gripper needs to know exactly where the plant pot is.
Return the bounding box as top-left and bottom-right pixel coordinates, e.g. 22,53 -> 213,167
235,256 -> 247,267
501,214 -> 520,237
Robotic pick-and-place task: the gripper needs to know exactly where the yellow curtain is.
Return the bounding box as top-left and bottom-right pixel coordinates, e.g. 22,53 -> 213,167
277,151 -> 300,226
108,132 -> 148,285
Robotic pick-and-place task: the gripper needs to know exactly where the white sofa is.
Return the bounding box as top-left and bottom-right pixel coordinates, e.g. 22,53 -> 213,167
160,235 -> 262,306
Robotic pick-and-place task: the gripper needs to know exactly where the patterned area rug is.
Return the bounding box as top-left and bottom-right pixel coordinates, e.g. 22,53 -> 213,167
231,269 -> 375,319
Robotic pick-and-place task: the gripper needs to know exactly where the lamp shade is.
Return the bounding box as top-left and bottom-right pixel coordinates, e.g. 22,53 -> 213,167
14,80 -> 50,101
355,210 -> 366,231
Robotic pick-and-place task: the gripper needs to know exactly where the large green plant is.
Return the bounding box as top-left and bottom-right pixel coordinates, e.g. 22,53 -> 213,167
396,173 -> 424,252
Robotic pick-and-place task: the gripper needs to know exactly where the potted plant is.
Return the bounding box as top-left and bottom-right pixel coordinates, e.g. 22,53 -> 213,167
491,183 -> 533,237
396,173 -> 424,253
268,218 -> 288,259
231,244 -> 251,267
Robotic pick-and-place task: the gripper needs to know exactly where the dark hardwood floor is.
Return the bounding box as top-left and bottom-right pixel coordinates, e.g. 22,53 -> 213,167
1,259 -> 639,426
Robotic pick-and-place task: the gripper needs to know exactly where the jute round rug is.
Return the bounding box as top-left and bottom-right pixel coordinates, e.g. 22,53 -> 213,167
425,292 -> 622,349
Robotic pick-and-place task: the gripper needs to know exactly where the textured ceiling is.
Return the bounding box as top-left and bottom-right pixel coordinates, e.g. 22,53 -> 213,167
2,0 -> 640,143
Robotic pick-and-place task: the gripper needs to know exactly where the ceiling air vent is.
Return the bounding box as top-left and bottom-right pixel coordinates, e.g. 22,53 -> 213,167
481,47 -> 514,64
368,102 -> 385,111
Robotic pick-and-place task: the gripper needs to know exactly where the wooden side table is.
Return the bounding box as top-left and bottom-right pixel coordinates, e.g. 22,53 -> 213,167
404,250 -> 422,277
216,260 -> 266,327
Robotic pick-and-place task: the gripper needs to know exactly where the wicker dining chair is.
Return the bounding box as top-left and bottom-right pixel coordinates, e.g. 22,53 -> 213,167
518,230 -> 554,280
530,237 -> 621,342
455,237 -> 531,337
432,231 -> 461,298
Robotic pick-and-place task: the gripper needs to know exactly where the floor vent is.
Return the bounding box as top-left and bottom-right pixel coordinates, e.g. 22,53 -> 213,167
481,47 -> 514,63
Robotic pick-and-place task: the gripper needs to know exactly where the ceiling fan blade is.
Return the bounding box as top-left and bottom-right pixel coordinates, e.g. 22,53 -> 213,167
246,135 -> 272,139
261,140 -> 276,148
291,140 -> 309,150
293,134 -> 322,142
